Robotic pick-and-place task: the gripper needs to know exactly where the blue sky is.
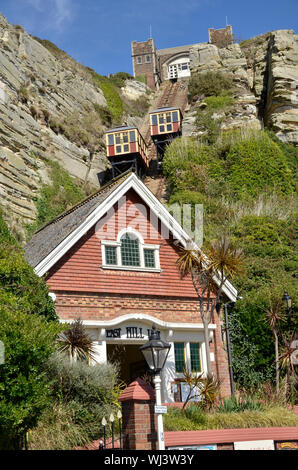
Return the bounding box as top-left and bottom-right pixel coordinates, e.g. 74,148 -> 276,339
0,0 -> 297,76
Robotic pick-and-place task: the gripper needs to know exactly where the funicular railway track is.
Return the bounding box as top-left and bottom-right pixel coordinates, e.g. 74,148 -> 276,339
141,79 -> 188,202
104,79 -> 188,202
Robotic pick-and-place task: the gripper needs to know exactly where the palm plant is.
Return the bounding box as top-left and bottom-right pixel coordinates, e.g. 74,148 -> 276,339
57,318 -> 97,363
176,236 -> 243,375
263,295 -> 286,396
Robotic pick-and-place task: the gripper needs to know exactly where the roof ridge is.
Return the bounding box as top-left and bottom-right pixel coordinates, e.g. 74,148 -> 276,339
33,170 -> 134,235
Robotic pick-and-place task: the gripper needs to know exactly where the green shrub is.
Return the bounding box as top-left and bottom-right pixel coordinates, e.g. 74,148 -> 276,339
188,71 -> 233,102
91,71 -> 123,124
135,75 -> 147,84
195,109 -> 223,144
93,103 -> 113,126
205,94 -> 234,110
216,396 -> 264,413
33,354 -> 122,446
0,292 -> 61,449
226,133 -> 294,198
27,160 -> 84,237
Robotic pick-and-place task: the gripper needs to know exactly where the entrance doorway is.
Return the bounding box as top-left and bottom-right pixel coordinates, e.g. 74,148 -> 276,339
107,344 -> 149,386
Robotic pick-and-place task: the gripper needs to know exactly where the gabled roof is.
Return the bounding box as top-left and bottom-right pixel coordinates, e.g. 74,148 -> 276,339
25,171 -> 238,301
25,171 -> 131,269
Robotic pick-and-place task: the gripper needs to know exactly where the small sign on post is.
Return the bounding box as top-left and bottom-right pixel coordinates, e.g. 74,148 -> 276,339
154,405 -> 167,414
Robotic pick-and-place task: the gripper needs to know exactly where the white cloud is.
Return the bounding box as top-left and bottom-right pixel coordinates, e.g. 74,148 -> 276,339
20,0 -> 74,33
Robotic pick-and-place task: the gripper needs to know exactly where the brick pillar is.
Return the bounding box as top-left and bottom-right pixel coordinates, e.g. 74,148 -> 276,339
118,378 -> 157,450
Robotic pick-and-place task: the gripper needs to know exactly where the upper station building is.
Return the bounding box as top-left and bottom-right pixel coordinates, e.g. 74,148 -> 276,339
25,172 -> 237,402
131,25 -> 234,89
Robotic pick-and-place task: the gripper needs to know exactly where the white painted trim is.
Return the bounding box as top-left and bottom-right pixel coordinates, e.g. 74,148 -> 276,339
101,265 -> 162,273
34,173 -> 237,301
101,226 -> 161,271
59,313 -> 217,331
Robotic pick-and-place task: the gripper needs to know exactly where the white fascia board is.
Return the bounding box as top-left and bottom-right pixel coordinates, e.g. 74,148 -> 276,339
59,313 -> 217,331
34,173 -> 237,301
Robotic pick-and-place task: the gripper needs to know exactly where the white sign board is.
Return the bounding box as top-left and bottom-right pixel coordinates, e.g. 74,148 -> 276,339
234,440 -> 274,450
155,405 -> 167,414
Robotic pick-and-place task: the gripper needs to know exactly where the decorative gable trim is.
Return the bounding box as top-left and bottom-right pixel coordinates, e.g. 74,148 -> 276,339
34,173 -> 237,301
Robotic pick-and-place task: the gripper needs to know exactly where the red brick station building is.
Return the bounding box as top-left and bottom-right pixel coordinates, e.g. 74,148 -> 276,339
25,172 -> 237,401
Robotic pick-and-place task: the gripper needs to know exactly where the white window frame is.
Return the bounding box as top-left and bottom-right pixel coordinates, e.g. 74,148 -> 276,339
137,56 -> 142,64
101,227 -> 161,272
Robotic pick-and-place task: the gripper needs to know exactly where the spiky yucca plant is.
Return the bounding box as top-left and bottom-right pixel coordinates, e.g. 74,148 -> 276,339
263,295 -> 286,396
176,236 -> 243,375
57,318 -> 97,363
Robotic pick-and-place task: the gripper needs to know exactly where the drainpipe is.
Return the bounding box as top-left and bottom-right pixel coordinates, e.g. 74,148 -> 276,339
223,301 -> 236,396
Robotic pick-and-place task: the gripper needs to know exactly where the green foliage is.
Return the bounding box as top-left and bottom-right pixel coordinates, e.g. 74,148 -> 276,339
135,75 -> 147,84
195,110 -> 223,144
225,133 -> 294,198
91,71 -> 123,124
27,160 -> 84,237
204,94 -> 234,111
93,103 -> 113,126
163,130 -> 297,387
164,405 -> 298,431
0,212 -> 57,322
188,71 -> 233,102
216,395 -> 264,413
108,71 -> 133,88
27,354 -> 122,447
0,294 -> 61,448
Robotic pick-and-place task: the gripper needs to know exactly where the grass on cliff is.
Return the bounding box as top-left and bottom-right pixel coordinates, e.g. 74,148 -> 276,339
26,160 -> 85,239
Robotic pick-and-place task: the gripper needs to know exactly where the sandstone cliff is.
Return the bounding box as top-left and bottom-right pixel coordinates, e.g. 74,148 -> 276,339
183,30 -> 298,143
0,13 -> 149,234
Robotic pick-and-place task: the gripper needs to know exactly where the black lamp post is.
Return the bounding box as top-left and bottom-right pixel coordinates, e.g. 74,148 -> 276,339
140,326 -> 171,450
282,291 -> 292,326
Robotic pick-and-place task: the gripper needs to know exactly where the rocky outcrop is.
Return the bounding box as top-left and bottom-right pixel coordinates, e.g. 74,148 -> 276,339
0,13 -> 149,234
186,42 -> 262,135
187,30 -> 298,144
264,30 -> 298,144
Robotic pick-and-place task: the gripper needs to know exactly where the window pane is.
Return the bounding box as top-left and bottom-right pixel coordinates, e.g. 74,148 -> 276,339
115,134 -> 121,144
166,113 -> 171,123
159,125 -> 165,133
123,144 -> 129,152
121,234 -> 140,266
151,114 -> 158,125
129,131 -> 136,142
116,145 -> 122,153
167,124 -> 172,132
144,249 -> 155,268
146,55 -> 151,63
137,56 -> 142,64
159,114 -> 164,124
108,134 -> 114,145
172,111 -> 178,122
190,343 -> 201,372
174,343 -> 185,373
105,246 -> 117,265
123,133 -> 128,143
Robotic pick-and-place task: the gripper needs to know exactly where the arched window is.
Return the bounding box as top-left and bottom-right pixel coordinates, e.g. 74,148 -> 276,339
101,229 -> 161,272
121,233 -> 140,267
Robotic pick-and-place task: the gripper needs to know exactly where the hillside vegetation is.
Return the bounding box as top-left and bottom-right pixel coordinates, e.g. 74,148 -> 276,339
163,71 -> 298,389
